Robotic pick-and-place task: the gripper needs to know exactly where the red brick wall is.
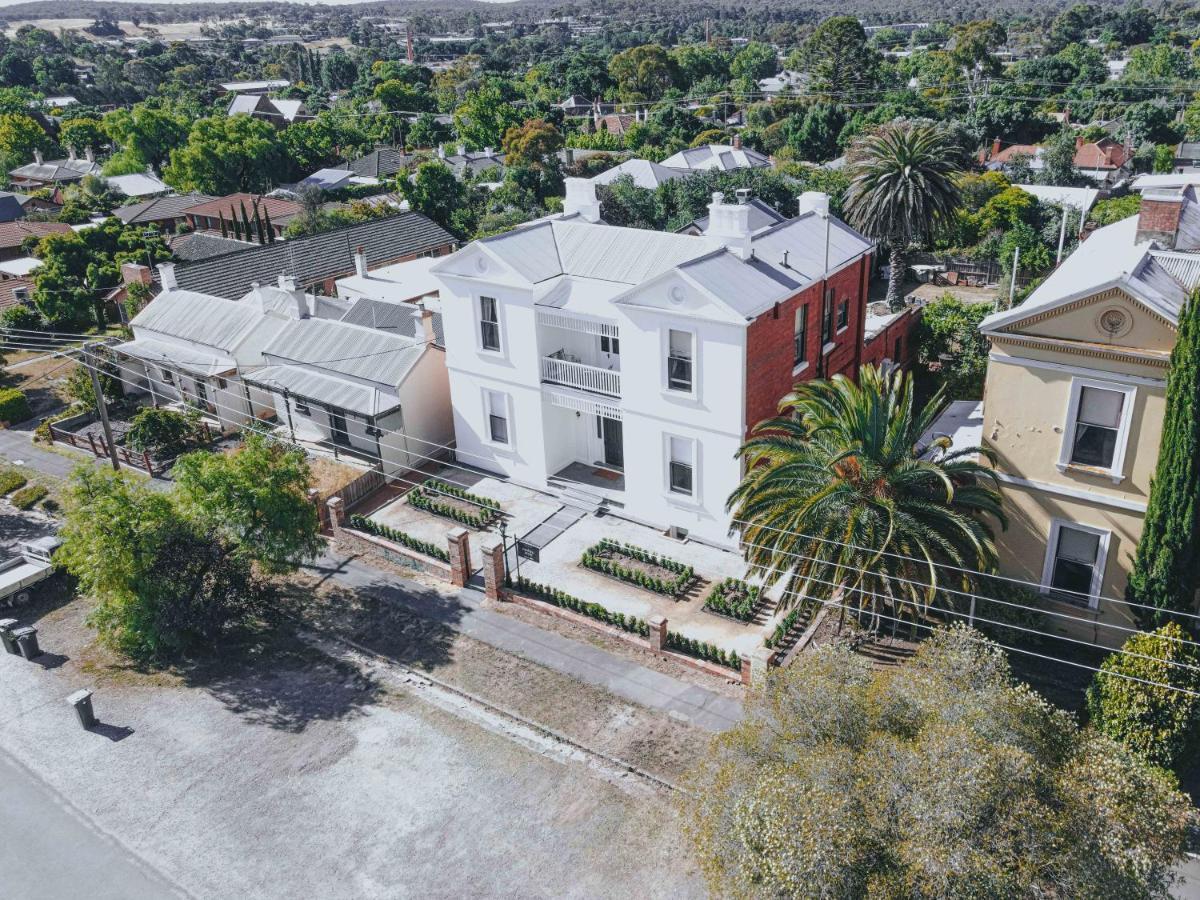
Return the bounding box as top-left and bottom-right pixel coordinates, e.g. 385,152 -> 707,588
743,254 -> 871,433
1135,199 -> 1182,245
860,307 -> 922,371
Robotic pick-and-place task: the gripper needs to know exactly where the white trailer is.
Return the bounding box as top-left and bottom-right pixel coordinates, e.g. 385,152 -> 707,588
0,536 -> 59,607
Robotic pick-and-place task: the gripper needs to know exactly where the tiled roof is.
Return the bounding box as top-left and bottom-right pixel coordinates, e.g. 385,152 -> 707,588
0,220 -> 72,250
164,212 -> 456,299
180,193 -> 303,222
346,147 -> 412,178
168,231 -> 255,261
113,193 -> 215,225
0,277 -> 33,311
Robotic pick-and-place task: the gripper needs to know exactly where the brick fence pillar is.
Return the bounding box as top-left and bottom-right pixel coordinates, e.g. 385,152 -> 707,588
479,535 -> 506,601
749,647 -> 776,687
647,614 -> 668,652
326,496 -> 345,533
446,527 -> 471,588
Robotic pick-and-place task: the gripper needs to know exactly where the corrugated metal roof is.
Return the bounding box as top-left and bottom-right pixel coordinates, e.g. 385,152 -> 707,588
660,145 -> 771,172
554,221 -> 711,283
1152,250 -> 1200,291
131,289 -> 264,352
340,297 -> 445,345
590,159 -> 683,190
262,318 -> 424,386
114,337 -> 237,376
478,221 -> 562,283
678,252 -> 799,317
244,364 -> 401,417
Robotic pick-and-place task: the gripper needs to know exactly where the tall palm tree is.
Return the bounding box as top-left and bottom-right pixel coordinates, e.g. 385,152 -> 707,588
844,120 -> 965,311
728,365 -> 1006,632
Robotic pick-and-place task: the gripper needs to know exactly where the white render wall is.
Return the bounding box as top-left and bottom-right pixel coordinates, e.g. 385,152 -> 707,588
438,260 -> 749,546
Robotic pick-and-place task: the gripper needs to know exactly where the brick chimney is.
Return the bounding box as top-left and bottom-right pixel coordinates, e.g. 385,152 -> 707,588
732,134 -> 742,150
1135,189 -> 1185,249
991,137 -> 1001,158
120,262 -> 152,286
353,245 -> 368,278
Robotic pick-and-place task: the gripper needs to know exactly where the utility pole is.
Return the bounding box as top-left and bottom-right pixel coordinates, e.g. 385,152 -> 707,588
1056,206 -> 1068,266
1007,246 -> 1020,310
84,344 -> 120,472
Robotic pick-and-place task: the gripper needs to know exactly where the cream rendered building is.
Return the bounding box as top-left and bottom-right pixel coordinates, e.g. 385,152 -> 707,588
978,186 -> 1200,646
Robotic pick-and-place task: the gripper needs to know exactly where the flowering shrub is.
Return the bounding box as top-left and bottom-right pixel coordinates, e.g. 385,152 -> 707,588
348,514 -> 450,562
580,538 -> 694,596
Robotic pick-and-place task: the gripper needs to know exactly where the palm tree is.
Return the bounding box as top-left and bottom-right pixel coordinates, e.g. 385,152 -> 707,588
844,120 -> 965,311
728,364 -> 1006,633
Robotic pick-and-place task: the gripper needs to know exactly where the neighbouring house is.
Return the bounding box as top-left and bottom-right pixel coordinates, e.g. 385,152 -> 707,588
980,136 -> 1131,185
162,212 -> 457,299
0,193 -> 25,223
0,221 -> 72,263
588,159 -> 684,191
219,79 -> 290,94
968,186 -> 1200,646
1172,141 -> 1200,173
227,93 -> 310,126
346,147 -> 413,179
437,145 -> 506,180
859,301 -> 922,371
0,257 -> 43,278
593,112 -> 636,138
167,231 -> 256,262
1014,184 -> 1100,222
430,179 -> 873,546
659,142 -> 772,173
335,254 -> 446,346
0,277 -> 34,312
675,192 -> 786,236
757,70 -> 806,96
180,193 -> 303,239
298,168 -> 380,192
114,193 -> 216,232
105,171 -> 171,200
557,95 -> 594,117
243,314 -> 453,477
8,149 -> 101,190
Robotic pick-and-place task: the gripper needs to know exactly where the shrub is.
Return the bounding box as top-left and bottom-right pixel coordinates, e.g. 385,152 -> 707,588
580,539 -> 695,596
407,478 -> 501,529
764,608 -> 802,649
40,497 -> 60,514
33,409 -> 76,443
1086,622 -> 1200,771
0,304 -> 44,330
704,578 -> 762,622
666,629 -> 741,670
0,469 -> 28,496
514,576 -> 650,637
126,406 -> 198,456
0,388 -> 32,426
10,484 -> 48,510
348,514 -> 451,562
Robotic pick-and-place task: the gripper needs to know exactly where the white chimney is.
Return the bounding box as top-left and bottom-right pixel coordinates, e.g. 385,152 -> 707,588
67,145 -> 77,161
563,178 -> 602,224
483,146 -> 493,158
457,143 -> 466,157
798,191 -> 830,218
33,148 -> 43,165
84,146 -> 94,164
278,274 -> 307,318
158,262 -> 177,291
705,192 -> 752,259
353,245 -> 368,278
437,145 -> 445,160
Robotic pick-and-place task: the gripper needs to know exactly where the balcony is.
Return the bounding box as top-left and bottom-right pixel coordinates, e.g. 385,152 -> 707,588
541,352 -> 620,398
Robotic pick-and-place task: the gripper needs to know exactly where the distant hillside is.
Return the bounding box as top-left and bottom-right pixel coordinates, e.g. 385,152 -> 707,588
0,0 -> 1131,28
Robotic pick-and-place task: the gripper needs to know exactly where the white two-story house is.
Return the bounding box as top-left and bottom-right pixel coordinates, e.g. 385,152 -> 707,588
432,180 -> 873,546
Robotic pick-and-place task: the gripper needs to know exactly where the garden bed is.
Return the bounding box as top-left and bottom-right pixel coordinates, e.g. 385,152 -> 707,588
580,539 -> 695,597
348,515 -> 450,562
703,578 -> 763,623
407,478 -> 502,529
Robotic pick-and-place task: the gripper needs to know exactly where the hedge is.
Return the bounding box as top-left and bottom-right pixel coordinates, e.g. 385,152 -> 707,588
580,539 -> 694,596
0,469 -> 28,496
764,608 -> 803,650
347,514 -> 450,562
10,484 -> 48,510
0,388 -> 31,426
515,576 -> 650,637
704,578 -> 762,622
408,478 -> 502,529
665,630 -> 741,670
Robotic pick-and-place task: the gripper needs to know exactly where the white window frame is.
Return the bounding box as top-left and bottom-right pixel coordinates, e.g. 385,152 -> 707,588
664,434 -> 698,502
482,388 -> 511,447
1057,377 -> 1137,483
664,327 -> 697,397
793,304 -> 809,373
836,298 -> 849,333
1039,519 -> 1110,610
477,295 -> 502,354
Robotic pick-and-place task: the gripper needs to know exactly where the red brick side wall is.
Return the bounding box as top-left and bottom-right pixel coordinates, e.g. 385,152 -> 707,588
743,253 -> 871,433
860,307 -> 923,372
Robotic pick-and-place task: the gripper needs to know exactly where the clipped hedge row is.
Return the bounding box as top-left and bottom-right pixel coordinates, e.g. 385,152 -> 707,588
704,578 -> 762,622
581,538 -> 695,596
665,630 -> 741,670
764,608 -> 803,650
10,484 -> 47,510
0,469 -> 28,496
515,576 -> 650,637
408,478 -> 502,529
348,514 -> 451,562
0,388 -> 31,426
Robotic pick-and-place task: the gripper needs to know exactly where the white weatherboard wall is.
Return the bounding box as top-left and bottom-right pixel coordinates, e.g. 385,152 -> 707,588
437,244 -> 748,546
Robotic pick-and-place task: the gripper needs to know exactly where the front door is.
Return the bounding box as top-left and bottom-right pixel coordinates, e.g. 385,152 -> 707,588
329,411 -> 351,446
601,417 -> 623,469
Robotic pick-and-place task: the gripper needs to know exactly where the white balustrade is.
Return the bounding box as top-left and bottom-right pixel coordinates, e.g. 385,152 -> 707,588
540,355 -> 620,397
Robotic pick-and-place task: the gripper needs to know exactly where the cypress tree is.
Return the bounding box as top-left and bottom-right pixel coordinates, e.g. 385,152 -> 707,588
230,206 -> 243,240
1127,288 -> 1200,632
262,207 -> 275,243
240,200 -> 253,242
218,210 -> 228,239
253,202 -> 265,245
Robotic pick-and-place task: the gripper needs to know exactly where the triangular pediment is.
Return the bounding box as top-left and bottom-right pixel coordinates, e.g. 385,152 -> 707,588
615,268 -> 744,325
993,285 -> 1176,355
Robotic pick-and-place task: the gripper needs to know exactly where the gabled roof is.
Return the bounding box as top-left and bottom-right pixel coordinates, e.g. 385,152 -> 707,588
168,231 -> 255,261
7,157 -> 100,183
346,147 -> 411,178
261,317 -> 425,387
130,288 -> 266,352
165,212 -> 455,300
179,193 -> 302,222
106,172 -> 171,199
300,168 -> 354,190
590,159 -> 684,190
661,144 -> 771,172
0,193 -> 25,223
114,193 -> 215,225
0,220 -> 71,251
114,336 -> 237,377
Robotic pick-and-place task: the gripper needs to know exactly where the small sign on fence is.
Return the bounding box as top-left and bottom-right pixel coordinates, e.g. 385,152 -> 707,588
516,541 -> 540,563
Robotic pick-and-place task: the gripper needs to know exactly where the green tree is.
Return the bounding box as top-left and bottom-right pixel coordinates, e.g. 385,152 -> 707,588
728,365 -> 1006,627
1040,128 -> 1083,186
453,78 -> 522,149
500,119 -> 563,168
172,433 -> 321,575
670,44 -> 729,89
684,626 -> 1192,898
0,112 -> 52,171
102,102 -> 189,171
913,295 -> 994,400
792,16 -> 879,96
608,44 -> 675,103
58,118 -> 106,157
164,114 -> 284,195
1088,194 -> 1141,227
730,42 -> 777,83
373,79 -> 433,113
1088,622 -> 1200,770
126,407 -> 199,456
1126,291 -> 1200,629
844,120 -> 965,310
398,160 -> 468,235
